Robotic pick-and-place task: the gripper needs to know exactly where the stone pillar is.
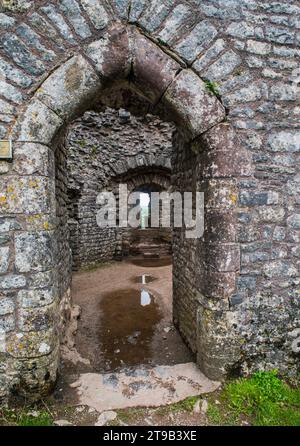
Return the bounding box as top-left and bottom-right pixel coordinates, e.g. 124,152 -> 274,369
0,142 -> 60,400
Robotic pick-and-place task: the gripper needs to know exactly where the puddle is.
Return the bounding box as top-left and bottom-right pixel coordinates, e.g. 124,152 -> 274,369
99,288 -> 162,370
132,274 -> 156,284
130,257 -> 172,267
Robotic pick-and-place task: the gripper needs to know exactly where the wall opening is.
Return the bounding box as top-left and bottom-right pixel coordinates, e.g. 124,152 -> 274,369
0,24 -> 254,400
61,102 -> 193,375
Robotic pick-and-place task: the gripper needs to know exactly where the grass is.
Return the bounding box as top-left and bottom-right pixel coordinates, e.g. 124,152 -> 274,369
168,396 -> 200,413
0,372 -> 299,426
204,80 -> 220,97
0,408 -> 53,426
207,370 -> 300,426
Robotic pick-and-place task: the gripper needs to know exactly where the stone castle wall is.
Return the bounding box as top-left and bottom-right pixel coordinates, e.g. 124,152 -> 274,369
0,0 -> 299,399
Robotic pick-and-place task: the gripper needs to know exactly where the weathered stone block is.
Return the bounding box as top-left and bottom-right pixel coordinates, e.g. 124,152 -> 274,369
163,70 -> 225,139
263,261 -> 298,278
11,99 -> 63,145
0,80 -> 23,104
0,33 -> 45,76
13,143 -> 53,176
86,24 -> 131,83
6,329 -> 57,358
59,0 -> 91,39
204,210 -> 236,243
206,243 -> 240,273
15,232 -> 54,273
0,176 -> 53,215
200,146 -> 251,178
247,39 -> 271,55
0,217 -> 21,232
256,206 -> 285,223
201,50 -> 242,82
0,13 -> 15,28
0,275 -> 26,290
27,271 -> 54,290
0,57 -> 32,88
81,0 -> 109,29
202,270 -> 237,299
192,39 -> 226,74
111,0 -> 130,19
265,25 -> 295,44
1,0 -> 33,12
0,314 -> 15,333
197,306 -> 239,380
138,0 -> 173,33
129,0 -> 147,22
239,191 -> 279,206
174,20 -> 218,64
203,179 -> 238,210
41,5 -> 76,44
36,56 -> 101,121
0,297 -> 14,316
18,287 -> 56,309
16,24 -> 56,62
268,132 -> 300,152
0,247 -> 9,273
18,303 -> 57,332
132,32 -> 180,104
287,214 -> 300,229
155,4 -> 192,45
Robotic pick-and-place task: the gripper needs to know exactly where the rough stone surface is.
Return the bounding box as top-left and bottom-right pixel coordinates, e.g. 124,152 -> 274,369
36,55 -> 101,121
0,0 -> 299,401
132,32 -> 180,104
72,363 -> 220,413
174,20 -> 218,64
11,99 -> 63,144
85,24 -> 130,83
80,0 -> 109,30
163,70 -> 226,139
66,107 -> 173,269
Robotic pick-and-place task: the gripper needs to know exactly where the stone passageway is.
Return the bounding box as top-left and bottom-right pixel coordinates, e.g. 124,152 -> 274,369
70,258 -> 192,371
59,259 -> 220,415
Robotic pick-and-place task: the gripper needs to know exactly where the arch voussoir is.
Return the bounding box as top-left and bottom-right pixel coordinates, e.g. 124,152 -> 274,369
131,30 -> 181,104
10,98 -> 63,145
85,23 -> 132,84
162,69 -> 226,140
35,55 -> 102,122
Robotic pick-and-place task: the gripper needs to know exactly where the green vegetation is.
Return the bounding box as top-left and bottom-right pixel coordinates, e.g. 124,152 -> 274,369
204,80 -> 220,97
0,408 -> 53,426
169,396 -> 200,413
90,146 -> 97,155
207,370 -> 300,426
76,139 -> 87,148
0,371 -> 298,426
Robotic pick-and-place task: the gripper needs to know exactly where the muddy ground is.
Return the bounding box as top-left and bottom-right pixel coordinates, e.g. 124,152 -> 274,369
69,258 -> 193,373
3,259 -> 225,427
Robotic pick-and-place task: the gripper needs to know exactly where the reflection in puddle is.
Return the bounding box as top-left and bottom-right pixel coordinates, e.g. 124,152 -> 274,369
132,274 -> 156,284
140,289 -> 151,306
99,288 -> 161,370
130,257 -> 172,268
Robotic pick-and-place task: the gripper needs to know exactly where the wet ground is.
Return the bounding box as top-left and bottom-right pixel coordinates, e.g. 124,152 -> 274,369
70,257 -> 193,373
4,258 -> 222,426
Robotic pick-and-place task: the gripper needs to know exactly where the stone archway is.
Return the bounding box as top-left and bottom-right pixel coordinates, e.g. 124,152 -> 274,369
0,23 -> 252,400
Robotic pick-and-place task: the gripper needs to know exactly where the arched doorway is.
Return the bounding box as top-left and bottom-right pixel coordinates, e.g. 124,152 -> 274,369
1,23 -> 251,399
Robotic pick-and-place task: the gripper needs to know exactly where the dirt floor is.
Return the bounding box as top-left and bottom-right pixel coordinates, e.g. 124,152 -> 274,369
1,259 -> 223,427
70,258 -> 193,373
